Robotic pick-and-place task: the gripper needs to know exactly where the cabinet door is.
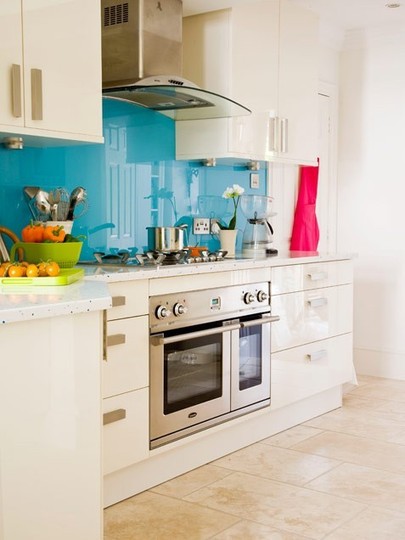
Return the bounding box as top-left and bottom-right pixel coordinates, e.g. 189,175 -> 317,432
103,388 -> 149,474
271,284 -> 353,352
22,0 -> 102,139
271,333 -> 353,409
277,0 -> 318,164
0,1 -> 24,128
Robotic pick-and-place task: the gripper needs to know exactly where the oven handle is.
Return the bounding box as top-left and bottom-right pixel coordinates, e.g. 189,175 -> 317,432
240,315 -> 280,328
152,323 -> 242,345
151,314 -> 280,345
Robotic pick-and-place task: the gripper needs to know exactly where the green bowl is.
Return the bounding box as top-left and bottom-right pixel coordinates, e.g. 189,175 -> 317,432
10,242 -> 83,268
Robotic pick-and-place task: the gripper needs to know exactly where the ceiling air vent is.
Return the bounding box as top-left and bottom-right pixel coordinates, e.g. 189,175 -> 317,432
104,2 -> 129,27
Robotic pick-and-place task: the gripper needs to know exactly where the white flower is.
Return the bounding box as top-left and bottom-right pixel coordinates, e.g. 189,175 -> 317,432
222,184 -> 245,199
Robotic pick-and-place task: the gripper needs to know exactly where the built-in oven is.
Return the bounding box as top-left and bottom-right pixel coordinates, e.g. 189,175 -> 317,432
149,282 -> 279,448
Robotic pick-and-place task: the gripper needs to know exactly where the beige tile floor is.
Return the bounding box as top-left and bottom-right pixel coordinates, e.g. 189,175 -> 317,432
104,376 -> 405,539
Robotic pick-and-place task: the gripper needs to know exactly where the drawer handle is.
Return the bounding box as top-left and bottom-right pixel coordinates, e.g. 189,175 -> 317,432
307,297 -> 328,308
112,295 -> 126,307
107,333 -> 126,347
103,408 -> 126,426
306,349 -> 327,362
307,271 -> 328,281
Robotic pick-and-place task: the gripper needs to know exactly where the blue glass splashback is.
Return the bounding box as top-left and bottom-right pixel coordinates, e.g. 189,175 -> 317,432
0,98 -> 267,259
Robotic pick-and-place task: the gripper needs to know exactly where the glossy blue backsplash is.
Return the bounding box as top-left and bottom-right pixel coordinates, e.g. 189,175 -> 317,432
0,98 -> 266,260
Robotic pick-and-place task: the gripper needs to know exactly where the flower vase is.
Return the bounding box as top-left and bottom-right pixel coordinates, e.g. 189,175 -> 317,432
219,229 -> 238,258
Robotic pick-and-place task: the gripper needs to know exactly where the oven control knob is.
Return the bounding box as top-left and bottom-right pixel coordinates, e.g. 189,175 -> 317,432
155,305 -> 172,319
243,292 -> 255,304
173,303 -> 187,317
257,290 -> 269,303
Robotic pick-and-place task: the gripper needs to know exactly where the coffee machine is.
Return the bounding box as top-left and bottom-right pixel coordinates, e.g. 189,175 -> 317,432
240,195 -> 278,258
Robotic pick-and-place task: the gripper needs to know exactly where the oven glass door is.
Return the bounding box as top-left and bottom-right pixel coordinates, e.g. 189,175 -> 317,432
150,321 -> 233,442
231,314 -> 271,410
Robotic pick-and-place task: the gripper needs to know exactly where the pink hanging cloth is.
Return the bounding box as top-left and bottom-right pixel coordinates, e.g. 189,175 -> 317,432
290,159 -> 320,252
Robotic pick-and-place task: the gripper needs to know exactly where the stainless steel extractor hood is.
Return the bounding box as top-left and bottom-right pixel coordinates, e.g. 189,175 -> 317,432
101,0 -> 251,120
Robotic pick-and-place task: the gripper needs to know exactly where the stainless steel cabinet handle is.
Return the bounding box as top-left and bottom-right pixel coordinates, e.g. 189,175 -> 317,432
306,349 -> 327,362
268,116 -> 278,152
241,315 -> 280,328
11,64 -> 22,118
111,295 -> 126,307
31,68 -> 43,121
280,117 -> 288,153
106,333 -> 126,347
153,323 -> 242,345
307,297 -> 328,308
102,310 -> 107,361
307,271 -> 328,281
103,408 -> 126,426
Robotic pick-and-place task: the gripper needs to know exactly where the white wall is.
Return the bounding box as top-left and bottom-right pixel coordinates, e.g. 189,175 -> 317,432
338,28 -> 405,379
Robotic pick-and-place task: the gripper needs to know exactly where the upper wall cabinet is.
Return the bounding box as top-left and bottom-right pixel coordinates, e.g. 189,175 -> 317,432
0,0 -> 103,145
176,0 -> 319,165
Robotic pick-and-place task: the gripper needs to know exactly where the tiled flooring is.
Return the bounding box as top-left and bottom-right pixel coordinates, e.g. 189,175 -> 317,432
104,376 -> 405,539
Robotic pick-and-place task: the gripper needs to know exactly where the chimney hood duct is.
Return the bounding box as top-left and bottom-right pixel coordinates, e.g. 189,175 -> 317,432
101,0 -> 251,121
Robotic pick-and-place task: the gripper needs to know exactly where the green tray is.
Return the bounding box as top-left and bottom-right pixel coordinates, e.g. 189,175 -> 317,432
0,268 -> 84,286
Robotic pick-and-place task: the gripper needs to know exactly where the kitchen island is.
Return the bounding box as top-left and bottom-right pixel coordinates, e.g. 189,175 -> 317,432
0,252 -> 354,538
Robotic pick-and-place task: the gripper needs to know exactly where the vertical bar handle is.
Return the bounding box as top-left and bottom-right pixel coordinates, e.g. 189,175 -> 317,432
102,310 -> 108,362
11,64 -> 22,118
268,116 -> 278,153
280,118 -> 288,153
31,68 -> 43,120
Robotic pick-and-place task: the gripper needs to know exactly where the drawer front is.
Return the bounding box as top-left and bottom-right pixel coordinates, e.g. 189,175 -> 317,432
103,388 -> 149,475
103,315 -> 149,398
107,280 -> 148,321
271,260 -> 353,295
271,333 -> 353,409
271,284 -> 353,352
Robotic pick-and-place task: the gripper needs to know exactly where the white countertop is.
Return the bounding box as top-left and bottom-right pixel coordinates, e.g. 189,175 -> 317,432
0,279 -> 111,324
81,251 -> 353,282
0,252 -> 352,323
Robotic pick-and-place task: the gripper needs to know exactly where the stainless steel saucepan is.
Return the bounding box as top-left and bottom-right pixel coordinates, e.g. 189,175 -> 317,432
147,225 -> 188,253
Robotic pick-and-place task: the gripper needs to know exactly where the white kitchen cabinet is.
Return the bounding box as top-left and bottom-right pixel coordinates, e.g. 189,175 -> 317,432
177,0 -> 318,165
270,259 -> 354,409
102,280 -> 150,474
0,0 -> 103,144
103,388 -> 149,474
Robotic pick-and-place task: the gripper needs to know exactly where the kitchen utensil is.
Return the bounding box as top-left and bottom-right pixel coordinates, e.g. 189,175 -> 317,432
54,188 -> 71,220
66,186 -> 87,221
48,190 -> 61,221
10,241 -> 83,268
23,186 -> 41,219
34,190 -> 51,219
146,224 -> 188,253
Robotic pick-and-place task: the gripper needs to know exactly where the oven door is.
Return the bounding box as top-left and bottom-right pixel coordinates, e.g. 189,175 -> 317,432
231,313 -> 273,411
150,321 -> 236,444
